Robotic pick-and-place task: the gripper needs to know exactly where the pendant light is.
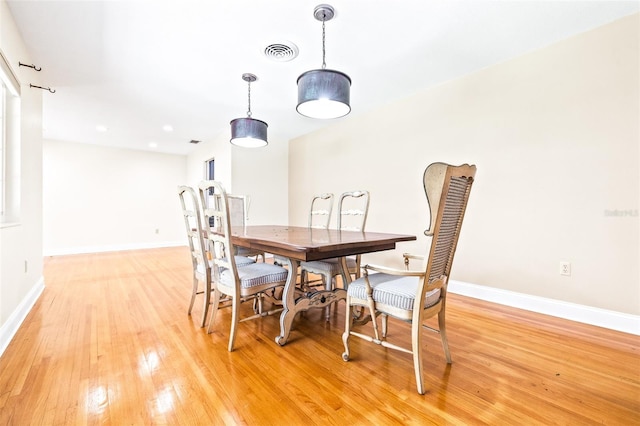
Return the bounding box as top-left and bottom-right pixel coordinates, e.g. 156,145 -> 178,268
230,73 -> 268,148
297,4 -> 351,119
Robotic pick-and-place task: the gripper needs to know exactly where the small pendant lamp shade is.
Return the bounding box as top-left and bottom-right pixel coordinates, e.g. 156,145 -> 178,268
230,117 -> 268,148
297,69 -> 351,119
230,73 -> 268,148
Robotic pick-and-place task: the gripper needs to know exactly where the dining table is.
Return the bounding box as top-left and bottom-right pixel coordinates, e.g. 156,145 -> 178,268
229,225 -> 416,345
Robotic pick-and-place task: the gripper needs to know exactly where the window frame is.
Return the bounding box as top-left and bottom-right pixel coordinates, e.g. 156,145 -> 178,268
0,49 -> 21,225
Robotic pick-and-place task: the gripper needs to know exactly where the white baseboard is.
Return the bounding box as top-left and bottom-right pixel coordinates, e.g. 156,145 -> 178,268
43,241 -> 185,257
449,280 -> 640,336
0,277 -> 45,357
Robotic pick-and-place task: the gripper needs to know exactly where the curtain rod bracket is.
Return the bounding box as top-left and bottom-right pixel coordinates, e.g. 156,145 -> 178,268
30,83 -> 55,94
19,62 -> 42,72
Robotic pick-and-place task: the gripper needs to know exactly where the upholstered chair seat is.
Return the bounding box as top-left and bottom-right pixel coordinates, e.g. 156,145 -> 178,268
347,273 -> 441,313
219,262 -> 289,289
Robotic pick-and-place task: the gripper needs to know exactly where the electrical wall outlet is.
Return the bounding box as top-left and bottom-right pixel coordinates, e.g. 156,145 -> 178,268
560,261 -> 571,276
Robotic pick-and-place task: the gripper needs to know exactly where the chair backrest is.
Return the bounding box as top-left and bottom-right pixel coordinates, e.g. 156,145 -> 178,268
309,193 -> 334,229
227,194 -> 249,228
337,190 -> 370,232
422,163 -> 476,286
198,180 -> 238,283
177,185 -> 208,274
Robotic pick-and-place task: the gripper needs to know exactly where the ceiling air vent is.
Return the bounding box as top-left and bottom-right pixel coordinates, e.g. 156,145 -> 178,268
264,41 -> 299,62
189,139 -> 201,144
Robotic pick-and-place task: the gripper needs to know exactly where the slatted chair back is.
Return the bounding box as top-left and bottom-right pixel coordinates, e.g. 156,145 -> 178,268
309,193 -> 334,229
337,190 -> 370,232
422,163 -> 476,294
177,185 -> 211,327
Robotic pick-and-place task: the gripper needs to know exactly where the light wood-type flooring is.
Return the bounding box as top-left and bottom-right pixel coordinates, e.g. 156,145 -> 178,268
0,247 -> 638,424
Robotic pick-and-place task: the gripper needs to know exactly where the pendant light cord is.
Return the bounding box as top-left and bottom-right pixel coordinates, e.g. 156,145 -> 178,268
321,18 -> 327,69
246,79 -> 252,117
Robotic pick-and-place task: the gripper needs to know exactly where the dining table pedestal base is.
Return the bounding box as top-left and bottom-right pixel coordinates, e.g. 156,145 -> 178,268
275,258 -> 349,346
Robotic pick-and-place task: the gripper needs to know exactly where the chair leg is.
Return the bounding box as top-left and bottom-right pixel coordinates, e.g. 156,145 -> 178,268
201,278 -> 211,328
188,275 -> 198,316
300,269 -> 308,291
207,289 -> 221,334
341,295 -> 352,361
412,318 -> 426,395
228,295 -> 241,352
365,285 -> 381,342
438,309 -> 452,364
381,314 -> 388,338
324,272 -> 332,321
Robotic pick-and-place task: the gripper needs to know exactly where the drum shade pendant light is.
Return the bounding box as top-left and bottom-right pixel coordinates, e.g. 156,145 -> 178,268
230,73 -> 268,148
297,4 -> 351,119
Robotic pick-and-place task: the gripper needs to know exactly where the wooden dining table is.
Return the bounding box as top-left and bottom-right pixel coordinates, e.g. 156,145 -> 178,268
229,225 -> 416,345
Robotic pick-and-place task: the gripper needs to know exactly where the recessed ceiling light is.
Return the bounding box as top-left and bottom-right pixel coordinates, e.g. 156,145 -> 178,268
162,125 -> 173,132
148,142 -> 158,148
96,125 -> 108,132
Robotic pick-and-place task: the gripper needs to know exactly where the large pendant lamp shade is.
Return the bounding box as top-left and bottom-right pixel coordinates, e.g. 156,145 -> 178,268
297,69 -> 351,119
297,4 -> 351,119
230,73 -> 268,148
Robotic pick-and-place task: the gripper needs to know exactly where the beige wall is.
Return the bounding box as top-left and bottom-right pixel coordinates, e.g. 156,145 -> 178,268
230,133 -> 289,226
42,140 -> 187,255
185,128 -> 289,226
289,15 -> 639,315
0,0 -> 44,325
42,121 -> 290,255
186,132 -> 231,193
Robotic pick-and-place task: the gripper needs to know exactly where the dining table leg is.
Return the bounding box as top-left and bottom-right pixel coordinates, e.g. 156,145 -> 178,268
275,258 -> 300,346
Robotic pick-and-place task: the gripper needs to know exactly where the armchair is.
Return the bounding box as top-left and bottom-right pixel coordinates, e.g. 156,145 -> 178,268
341,163 -> 477,394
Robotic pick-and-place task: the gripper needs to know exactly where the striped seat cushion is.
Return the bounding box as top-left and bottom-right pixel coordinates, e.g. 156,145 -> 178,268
233,256 -> 257,267
301,256 -> 357,275
347,273 -> 440,311
196,256 -> 255,275
220,263 -> 289,289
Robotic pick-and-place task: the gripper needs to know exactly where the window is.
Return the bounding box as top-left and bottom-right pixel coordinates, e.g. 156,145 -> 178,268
205,157 -> 214,180
0,49 -> 21,225
204,157 -> 215,226
204,157 -> 214,195
1,82 -> 5,216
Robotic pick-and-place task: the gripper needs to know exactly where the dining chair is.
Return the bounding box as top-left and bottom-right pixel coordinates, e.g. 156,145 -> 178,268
309,192 -> 335,229
274,192 -> 334,276
198,180 -> 289,351
299,190 -> 369,292
177,185 -> 212,327
341,163 -> 476,395
226,194 -> 265,262
178,186 -> 256,328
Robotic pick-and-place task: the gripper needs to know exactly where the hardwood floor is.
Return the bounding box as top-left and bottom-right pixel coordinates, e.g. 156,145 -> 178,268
0,247 -> 638,424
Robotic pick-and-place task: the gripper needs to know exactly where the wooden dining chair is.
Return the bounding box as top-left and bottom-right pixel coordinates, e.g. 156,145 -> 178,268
341,163 -> 477,394
178,186 -> 256,328
299,190 -> 369,292
309,192 -> 335,229
275,192 -> 334,275
177,185 -> 214,328
226,194 -> 265,262
198,180 -> 289,351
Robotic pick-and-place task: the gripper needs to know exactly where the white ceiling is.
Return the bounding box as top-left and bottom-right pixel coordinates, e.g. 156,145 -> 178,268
6,0 -> 639,155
